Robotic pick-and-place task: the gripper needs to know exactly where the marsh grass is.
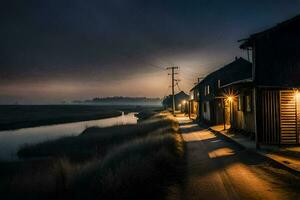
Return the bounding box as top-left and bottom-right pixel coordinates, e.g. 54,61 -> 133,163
135,109 -> 158,120
68,133 -> 184,200
18,115 -> 177,161
7,113 -> 185,200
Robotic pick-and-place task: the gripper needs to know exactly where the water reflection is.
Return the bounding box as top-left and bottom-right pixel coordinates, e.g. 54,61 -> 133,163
0,112 -> 137,160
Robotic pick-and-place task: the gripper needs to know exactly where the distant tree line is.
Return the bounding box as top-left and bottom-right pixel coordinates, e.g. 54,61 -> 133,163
72,96 -> 162,104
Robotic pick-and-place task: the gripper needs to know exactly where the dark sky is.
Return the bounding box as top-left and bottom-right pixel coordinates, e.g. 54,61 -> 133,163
1,0 -> 299,103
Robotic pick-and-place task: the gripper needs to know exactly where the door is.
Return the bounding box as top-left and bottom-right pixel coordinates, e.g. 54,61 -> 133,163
280,90 -> 300,144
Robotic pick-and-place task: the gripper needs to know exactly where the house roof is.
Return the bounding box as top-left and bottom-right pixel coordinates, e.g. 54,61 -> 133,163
175,91 -> 189,98
240,14 -> 300,49
190,84 -> 198,92
165,91 -> 189,99
190,57 -> 252,91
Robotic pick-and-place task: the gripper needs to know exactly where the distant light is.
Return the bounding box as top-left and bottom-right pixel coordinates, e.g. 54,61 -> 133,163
178,103 -> 181,107
182,100 -> 186,104
190,93 -> 194,100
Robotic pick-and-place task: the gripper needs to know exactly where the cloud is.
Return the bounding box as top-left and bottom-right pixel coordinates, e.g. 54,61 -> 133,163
0,0 -> 299,103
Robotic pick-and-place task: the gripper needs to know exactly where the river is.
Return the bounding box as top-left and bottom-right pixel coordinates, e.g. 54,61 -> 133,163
0,112 -> 138,161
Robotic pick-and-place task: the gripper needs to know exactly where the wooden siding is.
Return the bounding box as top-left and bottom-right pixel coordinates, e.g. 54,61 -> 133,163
260,90 -> 280,144
231,88 -> 255,133
214,99 -> 225,125
258,89 -> 300,144
254,21 -> 300,87
202,101 -> 211,121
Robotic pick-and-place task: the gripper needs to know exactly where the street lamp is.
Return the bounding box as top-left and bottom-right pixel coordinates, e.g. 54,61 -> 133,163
227,96 -> 233,102
221,89 -> 237,130
226,95 -> 234,128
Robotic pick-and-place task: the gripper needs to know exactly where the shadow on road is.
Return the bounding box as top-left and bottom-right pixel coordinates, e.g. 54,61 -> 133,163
166,117 -> 300,200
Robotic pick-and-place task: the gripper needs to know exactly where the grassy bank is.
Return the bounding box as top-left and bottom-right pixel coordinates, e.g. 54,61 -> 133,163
0,105 -> 162,131
18,114 -> 173,160
3,112 -> 185,200
135,109 -> 157,121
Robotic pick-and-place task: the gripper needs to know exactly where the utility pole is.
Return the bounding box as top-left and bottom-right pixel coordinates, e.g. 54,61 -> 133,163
167,66 -> 179,115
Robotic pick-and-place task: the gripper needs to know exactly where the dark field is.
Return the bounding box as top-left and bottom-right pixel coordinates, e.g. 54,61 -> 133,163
0,112 -> 185,200
0,105 -> 162,130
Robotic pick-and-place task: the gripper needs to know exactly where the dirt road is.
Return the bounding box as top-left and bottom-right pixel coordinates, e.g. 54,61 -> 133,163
167,116 -> 300,200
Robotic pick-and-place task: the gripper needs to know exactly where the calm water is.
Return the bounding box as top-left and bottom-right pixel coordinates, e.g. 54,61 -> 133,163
0,112 -> 137,161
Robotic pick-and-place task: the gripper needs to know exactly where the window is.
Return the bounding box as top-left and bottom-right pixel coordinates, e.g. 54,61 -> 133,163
207,85 -> 210,95
218,80 -> 221,88
204,85 -> 210,96
246,95 -> 252,112
238,95 -> 243,111
190,92 -> 194,100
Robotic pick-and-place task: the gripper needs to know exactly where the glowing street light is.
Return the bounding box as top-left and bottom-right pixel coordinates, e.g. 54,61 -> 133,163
227,95 -> 233,101
221,89 -> 237,130
225,95 -> 234,128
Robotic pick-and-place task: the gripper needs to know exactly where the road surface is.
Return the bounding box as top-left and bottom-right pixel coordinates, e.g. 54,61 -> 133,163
167,116 -> 300,200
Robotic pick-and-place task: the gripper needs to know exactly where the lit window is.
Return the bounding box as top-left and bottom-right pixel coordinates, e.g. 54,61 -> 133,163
207,85 -> 210,94
218,80 -> 221,88
190,93 -> 194,100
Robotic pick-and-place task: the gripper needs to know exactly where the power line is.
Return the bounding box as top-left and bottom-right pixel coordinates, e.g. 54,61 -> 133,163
163,85 -> 171,97
176,80 -> 181,92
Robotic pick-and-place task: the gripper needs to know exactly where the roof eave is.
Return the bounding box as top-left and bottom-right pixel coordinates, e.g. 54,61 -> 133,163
239,38 -> 253,49
220,78 -> 253,88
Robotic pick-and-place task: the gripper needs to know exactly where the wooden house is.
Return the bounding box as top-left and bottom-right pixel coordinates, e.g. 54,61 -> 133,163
190,57 -> 252,125
163,91 -> 189,111
188,85 -> 200,119
237,14 -> 300,145
221,79 -> 255,135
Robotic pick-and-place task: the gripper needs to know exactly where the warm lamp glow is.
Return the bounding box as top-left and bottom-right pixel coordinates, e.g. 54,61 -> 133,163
227,96 -> 233,102
222,88 -> 237,103
178,103 -> 181,107
295,90 -> 300,99
182,100 -> 186,104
